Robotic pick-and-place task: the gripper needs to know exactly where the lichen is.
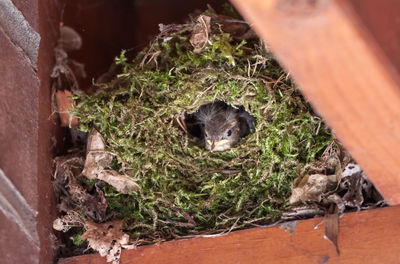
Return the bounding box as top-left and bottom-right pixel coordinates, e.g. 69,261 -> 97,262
73,11 -> 332,243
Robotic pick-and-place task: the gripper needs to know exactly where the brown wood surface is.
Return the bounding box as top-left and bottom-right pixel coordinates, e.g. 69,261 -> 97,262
0,1 -> 60,263
349,0 -> 400,74
59,205 -> 400,264
229,0 -> 400,205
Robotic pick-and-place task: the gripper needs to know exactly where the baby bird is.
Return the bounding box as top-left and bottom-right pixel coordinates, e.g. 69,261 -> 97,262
184,101 -> 256,151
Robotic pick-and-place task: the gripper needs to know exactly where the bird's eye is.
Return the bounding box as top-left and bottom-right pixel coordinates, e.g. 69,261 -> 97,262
204,132 -> 209,138
226,129 -> 232,137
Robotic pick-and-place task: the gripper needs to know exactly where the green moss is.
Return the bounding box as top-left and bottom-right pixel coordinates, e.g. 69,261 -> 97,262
71,232 -> 85,246
73,15 -> 332,242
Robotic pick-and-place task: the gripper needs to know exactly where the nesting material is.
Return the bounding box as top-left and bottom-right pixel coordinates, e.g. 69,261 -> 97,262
73,10 -> 333,243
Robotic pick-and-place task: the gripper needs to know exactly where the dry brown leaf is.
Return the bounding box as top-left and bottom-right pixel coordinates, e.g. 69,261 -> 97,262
51,25 -> 86,100
51,47 -> 82,93
82,129 -> 139,194
84,186 -> 108,222
291,143 -> 343,206
69,60 -> 87,80
82,220 -> 135,264
190,15 -> 211,53
214,14 -> 256,40
289,173 -> 338,204
56,90 -> 79,127
58,25 -> 82,52
87,129 -> 106,151
67,175 -> 89,206
324,204 -> 340,255
52,153 -> 85,204
281,206 -> 324,220
325,193 -> 345,214
53,150 -> 110,222
340,163 -> 364,209
82,151 -> 139,194
53,210 -> 84,232
53,153 -> 85,179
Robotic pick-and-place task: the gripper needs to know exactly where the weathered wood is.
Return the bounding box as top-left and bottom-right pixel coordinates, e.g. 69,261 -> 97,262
229,0 -> 400,205
59,205 -> 400,264
0,1 -> 60,263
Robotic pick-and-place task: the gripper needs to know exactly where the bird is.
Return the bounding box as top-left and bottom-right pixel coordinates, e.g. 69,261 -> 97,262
181,101 -> 256,151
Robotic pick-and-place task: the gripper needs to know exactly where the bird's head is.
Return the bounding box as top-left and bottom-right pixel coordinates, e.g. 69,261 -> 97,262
184,100 -> 255,152
202,107 -> 241,151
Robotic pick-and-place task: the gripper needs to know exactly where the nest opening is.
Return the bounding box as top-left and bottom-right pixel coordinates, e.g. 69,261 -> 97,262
179,100 -> 257,151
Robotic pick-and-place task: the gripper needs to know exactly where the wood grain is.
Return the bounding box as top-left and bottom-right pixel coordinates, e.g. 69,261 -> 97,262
59,205 -> 400,264
229,0 -> 400,205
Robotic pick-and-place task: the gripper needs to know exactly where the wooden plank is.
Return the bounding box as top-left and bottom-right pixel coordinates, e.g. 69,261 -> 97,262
348,0 -> 400,72
59,205 -> 400,264
228,0 -> 400,205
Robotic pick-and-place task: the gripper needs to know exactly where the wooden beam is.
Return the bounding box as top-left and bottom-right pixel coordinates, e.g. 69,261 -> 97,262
348,0 -> 400,72
229,0 -> 400,204
59,205 -> 400,264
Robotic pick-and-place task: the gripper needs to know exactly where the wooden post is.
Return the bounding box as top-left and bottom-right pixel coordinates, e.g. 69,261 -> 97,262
0,0 -> 60,263
230,0 -> 400,205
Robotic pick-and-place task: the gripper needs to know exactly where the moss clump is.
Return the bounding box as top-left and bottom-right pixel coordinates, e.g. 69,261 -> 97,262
71,232 -> 85,246
73,13 -> 332,243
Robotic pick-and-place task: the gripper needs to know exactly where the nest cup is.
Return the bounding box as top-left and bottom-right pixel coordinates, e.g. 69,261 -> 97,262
73,10 -> 333,244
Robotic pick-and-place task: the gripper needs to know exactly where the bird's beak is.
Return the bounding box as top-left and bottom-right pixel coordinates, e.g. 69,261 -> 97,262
207,139 -> 229,151
211,140 -> 216,151
207,139 -> 217,151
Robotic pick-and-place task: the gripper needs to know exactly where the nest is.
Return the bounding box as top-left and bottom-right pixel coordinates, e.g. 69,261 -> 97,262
72,9 -> 333,244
